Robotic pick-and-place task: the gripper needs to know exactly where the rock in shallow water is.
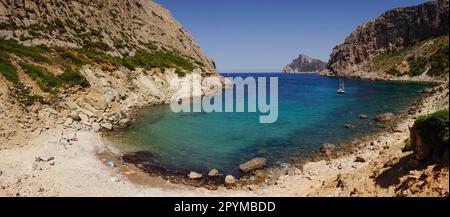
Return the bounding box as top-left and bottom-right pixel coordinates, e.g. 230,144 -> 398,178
321,143 -> 336,156
345,124 -> 355,129
375,113 -> 395,122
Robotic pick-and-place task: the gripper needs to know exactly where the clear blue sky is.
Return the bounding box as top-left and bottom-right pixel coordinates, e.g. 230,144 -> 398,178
154,0 -> 429,72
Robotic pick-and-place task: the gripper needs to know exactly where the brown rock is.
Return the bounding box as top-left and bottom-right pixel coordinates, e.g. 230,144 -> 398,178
239,158 -> 267,173
118,118 -> 130,127
204,184 -> 218,191
375,113 -> 395,122
355,156 -> 366,163
188,171 -> 203,179
422,88 -> 433,94
225,175 -> 237,186
327,1 -> 449,76
111,102 -> 121,113
410,112 -> 449,162
345,124 -> 355,129
100,123 -> 113,130
321,143 -> 336,156
208,169 -> 220,177
359,114 -> 368,119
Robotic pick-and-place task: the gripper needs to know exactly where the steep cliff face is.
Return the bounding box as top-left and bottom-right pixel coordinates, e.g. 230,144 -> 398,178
283,53 -> 326,73
0,0 -> 215,71
327,0 -> 449,80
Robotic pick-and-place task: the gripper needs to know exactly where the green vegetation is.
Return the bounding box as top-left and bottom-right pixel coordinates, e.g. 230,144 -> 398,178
54,18 -> 65,29
366,36 -> 449,78
407,45 -> 449,77
57,70 -> 87,87
145,41 -> 158,51
175,69 -> 186,77
416,109 -> 449,148
12,83 -> 44,107
83,40 -> 110,51
407,56 -> 427,76
386,67 -> 401,76
428,45 -> 449,77
58,50 -> 84,65
0,37 -> 201,106
0,38 -> 49,62
121,49 -> 195,72
20,62 -> 87,93
0,53 -> 18,84
20,62 -> 59,92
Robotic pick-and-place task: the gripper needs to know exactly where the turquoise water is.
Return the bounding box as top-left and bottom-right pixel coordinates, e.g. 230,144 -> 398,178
108,73 -> 432,176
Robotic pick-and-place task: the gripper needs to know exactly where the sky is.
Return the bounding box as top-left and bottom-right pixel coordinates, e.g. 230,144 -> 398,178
154,0 -> 429,72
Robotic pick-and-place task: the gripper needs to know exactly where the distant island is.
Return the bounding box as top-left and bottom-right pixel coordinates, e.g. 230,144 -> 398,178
283,53 -> 326,73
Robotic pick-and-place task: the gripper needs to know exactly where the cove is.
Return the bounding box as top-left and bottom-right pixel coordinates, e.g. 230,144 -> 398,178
106,73 -> 433,177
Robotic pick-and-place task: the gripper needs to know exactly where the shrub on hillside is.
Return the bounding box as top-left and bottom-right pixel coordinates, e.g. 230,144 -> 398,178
428,45 -> 449,77
386,67 -> 401,76
0,53 -> 18,84
408,56 -> 428,76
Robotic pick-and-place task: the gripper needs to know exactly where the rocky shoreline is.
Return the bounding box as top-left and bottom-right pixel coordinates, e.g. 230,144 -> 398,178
90,82 -> 449,196
319,69 -> 449,84
253,82 -> 448,196
0,71 -> 448,196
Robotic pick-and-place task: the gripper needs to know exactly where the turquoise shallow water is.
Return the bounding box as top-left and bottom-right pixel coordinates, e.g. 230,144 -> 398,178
107,73 -> 433,176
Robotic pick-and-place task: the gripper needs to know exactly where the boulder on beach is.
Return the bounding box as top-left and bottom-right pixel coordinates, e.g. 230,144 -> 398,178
101,123 -> 113,130
375,113 -> 395,122
225,175 -> 237,186
239,158 -> 267,173
188,171 -> 203,179
208,169 -> 220,177
92,122 -> 101,132
64,117 -> 73,125
410,110 -> 449,162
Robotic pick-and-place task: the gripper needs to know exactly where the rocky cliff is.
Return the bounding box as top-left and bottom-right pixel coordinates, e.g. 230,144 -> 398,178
283,53 -> 326,73
0,0 -> 215,71
0,0 -> 224,147
326,0 -> 449,80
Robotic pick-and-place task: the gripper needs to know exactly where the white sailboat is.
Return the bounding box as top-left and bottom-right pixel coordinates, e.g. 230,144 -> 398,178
337,77 -> 346,94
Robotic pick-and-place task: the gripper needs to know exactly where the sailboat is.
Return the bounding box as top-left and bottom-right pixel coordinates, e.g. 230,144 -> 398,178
337,77 -> 346,94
